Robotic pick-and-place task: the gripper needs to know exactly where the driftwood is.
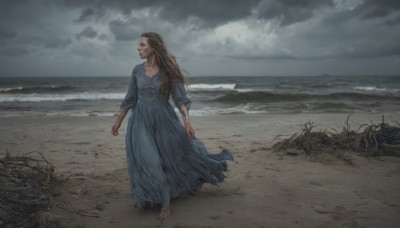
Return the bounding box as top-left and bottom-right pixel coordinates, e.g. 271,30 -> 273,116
272,115 -> 400,161
0,151 -> 61,227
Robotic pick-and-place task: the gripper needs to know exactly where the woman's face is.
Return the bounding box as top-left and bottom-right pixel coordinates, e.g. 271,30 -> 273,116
138,37 -> 153,59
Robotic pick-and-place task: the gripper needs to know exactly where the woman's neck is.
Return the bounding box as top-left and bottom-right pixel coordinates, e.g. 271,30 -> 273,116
146,55 -> 157,68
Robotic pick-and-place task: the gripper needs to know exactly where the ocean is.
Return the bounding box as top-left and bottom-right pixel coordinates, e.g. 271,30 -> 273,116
0,75 -> 399,117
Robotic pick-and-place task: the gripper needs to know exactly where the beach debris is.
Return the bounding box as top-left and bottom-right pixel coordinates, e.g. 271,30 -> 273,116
0,151 -> 61,227
272,115 -> 400,162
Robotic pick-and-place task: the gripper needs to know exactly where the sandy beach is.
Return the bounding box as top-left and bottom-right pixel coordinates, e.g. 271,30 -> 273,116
1,112 -> 400,228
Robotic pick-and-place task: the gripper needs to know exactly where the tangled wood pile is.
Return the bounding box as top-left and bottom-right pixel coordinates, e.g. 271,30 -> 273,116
272,115 -> 400,161
0,151 -> 61,227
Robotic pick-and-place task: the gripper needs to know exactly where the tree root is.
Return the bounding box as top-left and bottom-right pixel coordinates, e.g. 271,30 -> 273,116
272,115 -> 400,162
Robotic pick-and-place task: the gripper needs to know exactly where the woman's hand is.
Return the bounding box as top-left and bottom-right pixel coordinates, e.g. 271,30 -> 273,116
111,121 -> 122,136
184,121 -> 195,138
112,110 -> 128,136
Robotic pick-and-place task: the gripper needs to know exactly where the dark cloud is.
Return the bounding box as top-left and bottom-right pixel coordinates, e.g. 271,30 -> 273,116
228,53 -> 299,60
2,46 -> 30,57
76,7 -> 97,22
156,0 -> 260,27
1,0 -> 400,76
0,0 -> 55,23
1,0 -> 337,29
255,0 -> 334,26
0,26 -> 17,40
75,6 -> 107,23
44,38 -> 72,49
98,33 -> 109,40
0,0 -> 27,7
356,0 -> 400,19
108,19 -> 138,41
59,0 -> 260,27
386,15 -> 400,26
76,26 -> 98,39
340,45 -> 400,59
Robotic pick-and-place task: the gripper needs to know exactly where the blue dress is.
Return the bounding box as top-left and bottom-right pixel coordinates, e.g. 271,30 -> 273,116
120,63 -> 233,209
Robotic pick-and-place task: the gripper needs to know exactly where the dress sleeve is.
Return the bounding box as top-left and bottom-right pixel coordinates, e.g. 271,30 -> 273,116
120,66 -> 138,112
171,84 -> 191,110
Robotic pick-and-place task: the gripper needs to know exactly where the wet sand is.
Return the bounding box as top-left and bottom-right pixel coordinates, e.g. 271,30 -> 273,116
1,113 -> 399,228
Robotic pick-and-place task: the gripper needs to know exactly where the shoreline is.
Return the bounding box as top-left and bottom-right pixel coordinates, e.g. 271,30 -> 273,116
1,108 -> 399,118
1,113 -> 400,227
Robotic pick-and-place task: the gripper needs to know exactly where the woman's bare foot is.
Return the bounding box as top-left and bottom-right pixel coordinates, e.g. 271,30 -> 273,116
159,208 -> 171,220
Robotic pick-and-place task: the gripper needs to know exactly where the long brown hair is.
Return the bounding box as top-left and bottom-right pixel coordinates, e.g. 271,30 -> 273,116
141,32 -> 187,100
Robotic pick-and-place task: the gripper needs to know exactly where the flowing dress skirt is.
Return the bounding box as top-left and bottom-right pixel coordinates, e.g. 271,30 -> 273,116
125,100 -> 233,209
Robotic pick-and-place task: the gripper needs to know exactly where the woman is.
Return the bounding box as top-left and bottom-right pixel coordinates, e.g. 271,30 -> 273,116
111,32 -> 233,220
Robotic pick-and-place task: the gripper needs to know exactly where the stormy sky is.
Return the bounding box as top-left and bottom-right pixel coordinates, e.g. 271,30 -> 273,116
0,0 -> 399,77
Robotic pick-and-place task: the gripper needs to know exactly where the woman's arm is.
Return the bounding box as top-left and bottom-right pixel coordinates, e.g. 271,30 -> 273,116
111,109 -> 128,136
179,104 -> 195,138
171,83 -> 194,138
112,66 -> 139,137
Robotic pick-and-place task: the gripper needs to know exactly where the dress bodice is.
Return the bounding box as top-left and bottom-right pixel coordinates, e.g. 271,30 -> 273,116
120,63 -> 192,111
135,64 -> 163,104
